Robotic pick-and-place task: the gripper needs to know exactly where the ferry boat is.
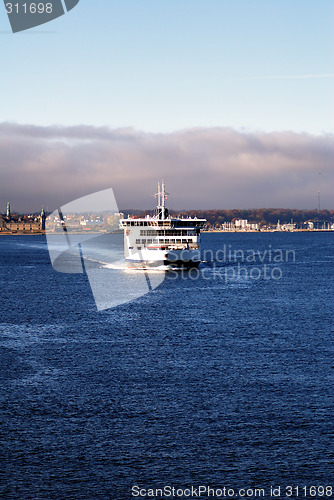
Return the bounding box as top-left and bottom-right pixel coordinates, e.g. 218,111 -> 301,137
119,181 -> 206,268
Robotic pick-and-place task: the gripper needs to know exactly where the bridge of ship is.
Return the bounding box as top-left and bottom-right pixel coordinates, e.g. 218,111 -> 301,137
120,218 -> 206,251
120,218 -> 206,228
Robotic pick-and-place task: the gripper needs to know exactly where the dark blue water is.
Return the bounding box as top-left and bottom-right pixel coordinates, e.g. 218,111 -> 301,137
0,233 -> 333,499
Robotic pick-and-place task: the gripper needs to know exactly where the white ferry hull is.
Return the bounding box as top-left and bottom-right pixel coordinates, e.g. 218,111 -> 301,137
125,248 -> 201,269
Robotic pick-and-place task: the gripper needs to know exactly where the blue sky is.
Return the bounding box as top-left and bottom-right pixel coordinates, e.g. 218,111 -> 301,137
1,1 -> 334,211
1,0 -> 333,134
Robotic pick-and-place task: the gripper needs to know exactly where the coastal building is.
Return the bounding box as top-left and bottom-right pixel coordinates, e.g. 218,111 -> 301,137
235,219 -> 248,230
279,222 -> 296,231
229,219 -> 259,231
0,203 -> 46,233
0,215 -> 6,230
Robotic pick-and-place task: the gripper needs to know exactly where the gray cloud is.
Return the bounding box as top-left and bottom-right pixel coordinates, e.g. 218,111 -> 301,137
0,122 -> 333,212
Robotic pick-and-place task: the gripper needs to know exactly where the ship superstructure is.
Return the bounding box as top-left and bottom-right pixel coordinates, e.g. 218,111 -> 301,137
119,181 -> 206,268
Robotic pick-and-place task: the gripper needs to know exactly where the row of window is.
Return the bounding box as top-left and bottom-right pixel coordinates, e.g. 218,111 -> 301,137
122,220 -> 167,227
135,238 -> 193,245
140,230 -> 194,236
122,220 -> 204,227
173,221 -> 204,227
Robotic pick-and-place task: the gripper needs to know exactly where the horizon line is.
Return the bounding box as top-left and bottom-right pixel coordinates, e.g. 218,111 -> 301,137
2,207 -> 334,215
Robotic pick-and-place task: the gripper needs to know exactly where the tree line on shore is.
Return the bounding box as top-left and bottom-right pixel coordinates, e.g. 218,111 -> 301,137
123,208 -> 334,227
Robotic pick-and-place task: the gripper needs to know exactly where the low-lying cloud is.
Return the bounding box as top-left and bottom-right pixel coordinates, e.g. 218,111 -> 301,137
0,122 -> 333,213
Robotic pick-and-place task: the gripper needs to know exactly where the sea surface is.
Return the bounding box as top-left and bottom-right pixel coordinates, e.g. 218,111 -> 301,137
0,232 -> 333,500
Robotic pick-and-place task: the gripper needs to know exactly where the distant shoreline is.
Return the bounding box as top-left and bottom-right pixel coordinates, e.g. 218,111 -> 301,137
0,231 -> 45,236
202,229 -> 333,233
1,229 -> 333,236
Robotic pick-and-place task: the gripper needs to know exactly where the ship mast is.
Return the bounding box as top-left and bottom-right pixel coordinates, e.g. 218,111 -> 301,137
161,180 -> 166,217
155,179 -> 168,219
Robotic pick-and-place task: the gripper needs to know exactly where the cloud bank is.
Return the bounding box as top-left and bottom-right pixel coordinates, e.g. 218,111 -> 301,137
0,122 -> 333,212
